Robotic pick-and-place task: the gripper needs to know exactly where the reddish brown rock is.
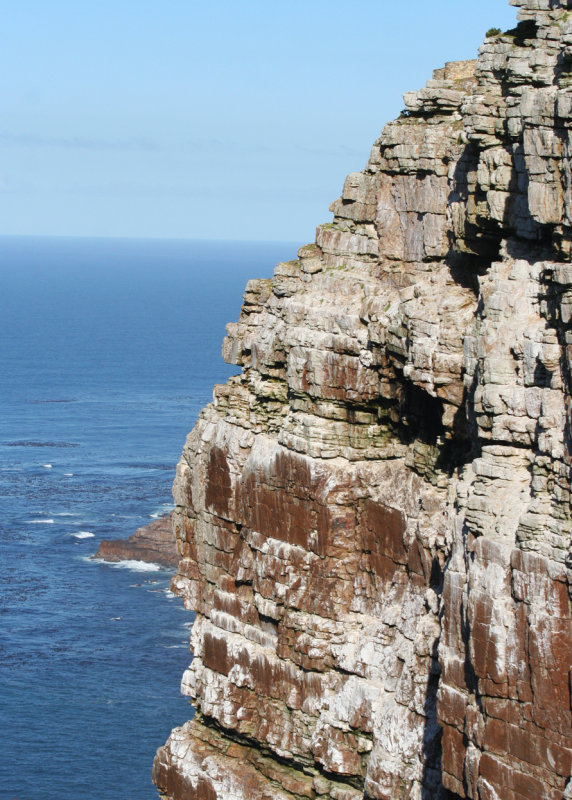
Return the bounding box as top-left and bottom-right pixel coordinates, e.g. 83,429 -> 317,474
155,3 -> 572,799
95,514 -> 178,569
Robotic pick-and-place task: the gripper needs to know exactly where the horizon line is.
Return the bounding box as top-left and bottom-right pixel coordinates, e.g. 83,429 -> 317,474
0,232 -> 304,245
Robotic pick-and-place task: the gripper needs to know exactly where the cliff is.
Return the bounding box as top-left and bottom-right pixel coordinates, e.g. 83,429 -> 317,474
154,1 -> 572,798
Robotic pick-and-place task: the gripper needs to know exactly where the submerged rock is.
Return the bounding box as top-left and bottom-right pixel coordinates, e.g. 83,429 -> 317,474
95,515 -> 178,569
155,1 -> 572,798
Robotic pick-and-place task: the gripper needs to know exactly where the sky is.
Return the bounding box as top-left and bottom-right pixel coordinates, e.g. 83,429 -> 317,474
1,1 -> 518,243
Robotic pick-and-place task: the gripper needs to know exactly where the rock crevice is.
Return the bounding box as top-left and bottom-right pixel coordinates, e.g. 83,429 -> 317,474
154,2 -> 572,797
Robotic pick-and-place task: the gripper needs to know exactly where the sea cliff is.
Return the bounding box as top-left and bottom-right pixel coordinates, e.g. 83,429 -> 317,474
154,1 -> 572,797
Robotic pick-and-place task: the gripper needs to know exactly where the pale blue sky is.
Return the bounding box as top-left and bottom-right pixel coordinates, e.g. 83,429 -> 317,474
1,1 -> 518,242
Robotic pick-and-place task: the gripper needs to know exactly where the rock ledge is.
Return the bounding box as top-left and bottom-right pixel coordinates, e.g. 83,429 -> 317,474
95,515 -> 178,569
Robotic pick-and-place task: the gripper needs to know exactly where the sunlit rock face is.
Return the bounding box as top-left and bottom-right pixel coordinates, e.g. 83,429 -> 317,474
154,1 -> 572,797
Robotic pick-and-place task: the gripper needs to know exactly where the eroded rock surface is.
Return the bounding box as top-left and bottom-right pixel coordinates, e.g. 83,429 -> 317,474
154,2 -> 572,798
95,515 -> 178,569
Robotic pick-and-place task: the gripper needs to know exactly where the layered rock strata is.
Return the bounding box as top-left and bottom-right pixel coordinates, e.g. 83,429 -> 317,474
155,2 -> 572,798
95,515 -> 178,569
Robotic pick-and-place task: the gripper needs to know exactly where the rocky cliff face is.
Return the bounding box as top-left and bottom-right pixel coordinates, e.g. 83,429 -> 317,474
154,2 -> 572,798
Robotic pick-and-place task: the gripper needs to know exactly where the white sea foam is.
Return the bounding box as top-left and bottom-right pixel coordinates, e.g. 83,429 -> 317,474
82,557 -> 162,572
54,512 -> 77,517
28,518 -> 54,524
63,472 -> 73,476
73,531 -> 94,539
43,464 -> 52,469
150,503 -> 174,519
111,560 -> 162,573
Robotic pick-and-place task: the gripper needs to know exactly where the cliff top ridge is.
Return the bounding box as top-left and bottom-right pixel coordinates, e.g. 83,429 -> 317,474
511,0 -> 572,10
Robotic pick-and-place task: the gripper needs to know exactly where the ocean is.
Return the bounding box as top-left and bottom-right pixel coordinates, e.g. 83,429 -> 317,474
0,236 -> 297,800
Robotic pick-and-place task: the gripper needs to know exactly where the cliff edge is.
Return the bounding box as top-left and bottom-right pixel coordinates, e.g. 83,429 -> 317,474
154,1 -> 572,798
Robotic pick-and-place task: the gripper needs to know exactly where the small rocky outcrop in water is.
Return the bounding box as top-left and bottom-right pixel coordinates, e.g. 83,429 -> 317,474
95,515 -> 178,569
154,1 -> 572,798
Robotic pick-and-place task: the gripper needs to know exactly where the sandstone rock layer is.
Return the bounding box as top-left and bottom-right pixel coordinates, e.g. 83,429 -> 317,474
154,2 -> 572,798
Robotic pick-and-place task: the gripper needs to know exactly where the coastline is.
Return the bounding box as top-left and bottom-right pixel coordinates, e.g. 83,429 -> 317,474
93,515 -> 178,570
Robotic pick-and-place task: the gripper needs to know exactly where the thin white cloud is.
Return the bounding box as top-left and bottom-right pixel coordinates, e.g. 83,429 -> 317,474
0,130 -> 362,159
0,132 -> 160,151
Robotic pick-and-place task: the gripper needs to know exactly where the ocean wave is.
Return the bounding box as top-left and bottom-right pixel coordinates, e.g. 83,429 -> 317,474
105,559 -> 163,572
43,464 -> 53,469
73,531 -> 95,539
28,518 -> 55,524
116,461 -> 173,472
83,555 -> 159,572
150,503 -> 174,519
29,398 -> 78,404
3,440 -> 80,448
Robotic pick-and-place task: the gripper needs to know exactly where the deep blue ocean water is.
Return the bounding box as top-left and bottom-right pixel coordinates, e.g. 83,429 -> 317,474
0,236 -> 296,800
